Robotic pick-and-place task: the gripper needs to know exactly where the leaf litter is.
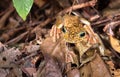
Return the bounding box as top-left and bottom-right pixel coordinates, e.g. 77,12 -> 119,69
0,0 -> 120,77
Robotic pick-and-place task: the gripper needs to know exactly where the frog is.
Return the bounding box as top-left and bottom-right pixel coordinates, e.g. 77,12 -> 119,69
50,14 -> 105,66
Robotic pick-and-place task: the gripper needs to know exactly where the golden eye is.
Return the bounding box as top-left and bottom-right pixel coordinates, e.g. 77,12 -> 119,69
79,32 -> 86,37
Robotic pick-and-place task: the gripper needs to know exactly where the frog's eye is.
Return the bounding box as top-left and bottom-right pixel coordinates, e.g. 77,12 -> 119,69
61,26 -> 66,33
79,32 -> 86,37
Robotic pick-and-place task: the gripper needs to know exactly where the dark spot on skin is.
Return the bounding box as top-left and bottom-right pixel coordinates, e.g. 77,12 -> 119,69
82,72 -> 84,76
112,73 -> 114,76
2,57 -> 7,61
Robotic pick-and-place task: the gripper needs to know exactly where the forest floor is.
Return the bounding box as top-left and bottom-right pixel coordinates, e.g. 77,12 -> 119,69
0,0 -> 120,77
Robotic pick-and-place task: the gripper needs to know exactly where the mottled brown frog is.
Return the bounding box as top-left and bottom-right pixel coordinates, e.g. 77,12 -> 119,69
50,14 -> 105,65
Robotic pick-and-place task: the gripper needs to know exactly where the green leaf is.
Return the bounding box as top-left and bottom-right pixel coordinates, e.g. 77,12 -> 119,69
13,0 -> 33,20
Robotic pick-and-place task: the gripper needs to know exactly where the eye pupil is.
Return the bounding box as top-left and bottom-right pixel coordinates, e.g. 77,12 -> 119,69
79,32 -> 85,37
61,26 -> 66,33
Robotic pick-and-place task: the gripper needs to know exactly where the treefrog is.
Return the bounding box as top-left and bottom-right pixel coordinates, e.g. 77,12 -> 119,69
50,14 -> 105,66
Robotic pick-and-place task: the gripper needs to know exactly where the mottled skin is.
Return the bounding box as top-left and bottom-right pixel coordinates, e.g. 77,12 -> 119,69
62,15 -> 88,43
54,14 -> 104,65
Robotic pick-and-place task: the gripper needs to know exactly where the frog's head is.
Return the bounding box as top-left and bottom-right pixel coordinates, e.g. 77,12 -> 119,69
58,15 -> 90,44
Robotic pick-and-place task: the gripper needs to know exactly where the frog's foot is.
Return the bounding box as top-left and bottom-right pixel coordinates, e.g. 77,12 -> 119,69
79,52 -> 96,67
50,25 -> 61,42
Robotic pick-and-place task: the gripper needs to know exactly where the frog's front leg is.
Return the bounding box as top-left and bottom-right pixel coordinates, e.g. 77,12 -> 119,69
76,43 -> 96,66
78,18 -> 105,66
50,25 -> 62,42
80,50 -> 96,67
76,43 -> 91,59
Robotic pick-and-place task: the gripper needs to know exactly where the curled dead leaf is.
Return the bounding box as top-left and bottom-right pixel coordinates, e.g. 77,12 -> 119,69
40,36 -> 67,64
90,53 -> 112,77
109,35 -> 120,53
36,54 -> 62,77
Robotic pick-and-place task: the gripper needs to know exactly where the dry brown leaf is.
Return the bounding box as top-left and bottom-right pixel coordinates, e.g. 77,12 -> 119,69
67,68 -> 80,77
109,35 -> 120,53
107,61 -> 120,77
36,54 -> 62,77
24,44 -> 40,53
23,67 -> 36,76
40,35 -> 79,65
0,69 -> 7,77
0,47 -> 21,67
90,53 -> 112,77
67,53 -> 112,77
6,67 -> 22,77
80,63 -> 93,77
40,36 -> 66,63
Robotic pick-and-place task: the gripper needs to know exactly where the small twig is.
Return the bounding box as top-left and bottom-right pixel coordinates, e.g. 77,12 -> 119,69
92,14 -> 120,27
5,31 -> 28,45
0,5 -> 14,29
103,20 -> 120,35
35,0 -> 97,28
32,17 -> 54,33
92,18 -> 110,27
15,51 -> 40,65
21,67 -> 32,77
58,0 -> 97,15
0,26 -> 26,42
